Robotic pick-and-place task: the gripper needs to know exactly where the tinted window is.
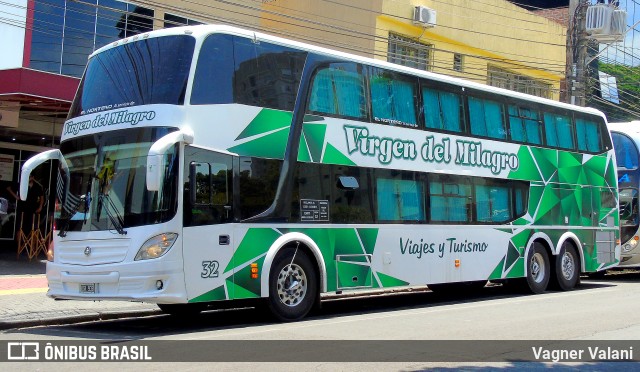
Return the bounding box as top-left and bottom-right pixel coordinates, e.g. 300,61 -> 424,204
70,35 -> 195,118
612,132 -> 639,169
544,113 -> 574,150
184,148 -> 233,227
508,105 -> 542,145
239,157 -> 282,219
423,87 -> 463,133
308,63 -> 367,119
429,176 -> 472,222
294,163 -> 374,223
369,68 -> 418,127
575,118 -> 602,152
468,97 -> 506,139
475,180 -> 527,223
191,34 -> 307,111
377,174 -> 426,222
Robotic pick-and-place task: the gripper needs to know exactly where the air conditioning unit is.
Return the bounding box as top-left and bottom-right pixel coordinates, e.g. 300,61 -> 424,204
609,9 -> 627,36
413,6 -> 436,28
586,3 -> 612,35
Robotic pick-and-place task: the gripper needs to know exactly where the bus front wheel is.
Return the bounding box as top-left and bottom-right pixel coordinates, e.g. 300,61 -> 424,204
267,247 -> 317,322
526,243 -> 550,294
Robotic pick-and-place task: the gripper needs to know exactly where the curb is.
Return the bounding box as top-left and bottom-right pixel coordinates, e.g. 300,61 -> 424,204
0,309 -> 162,331
0,287 -> 440,331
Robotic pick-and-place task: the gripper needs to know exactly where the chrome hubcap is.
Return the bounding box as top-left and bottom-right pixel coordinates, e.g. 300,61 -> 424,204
276,263 -> 307,307
530,252 -> 545,283
561,251 -> 575,280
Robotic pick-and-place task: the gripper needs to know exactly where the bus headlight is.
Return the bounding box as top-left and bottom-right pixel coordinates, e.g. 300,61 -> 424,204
135,233 -> 178,261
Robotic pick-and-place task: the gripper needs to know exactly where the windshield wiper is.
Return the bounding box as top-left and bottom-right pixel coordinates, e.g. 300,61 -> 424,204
98,194 -> 127,235
58,195 -> 86,238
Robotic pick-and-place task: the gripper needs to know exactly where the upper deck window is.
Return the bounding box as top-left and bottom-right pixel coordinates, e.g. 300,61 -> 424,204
192,34 -> 307,111
468,96 -> 507,140
422,87 -> 463,133
308,63 -> 367,119
69,35 -> 195,118
369,68 -> 418,127
575,118 -> 602,152
544,113 -> 575,150
508,105 -> 542,145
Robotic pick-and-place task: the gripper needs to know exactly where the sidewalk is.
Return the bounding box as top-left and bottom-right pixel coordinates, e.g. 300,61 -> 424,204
0,249 -> 159,330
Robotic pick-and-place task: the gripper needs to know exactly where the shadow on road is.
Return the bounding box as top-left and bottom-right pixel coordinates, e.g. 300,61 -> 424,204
10,280 -> 618,340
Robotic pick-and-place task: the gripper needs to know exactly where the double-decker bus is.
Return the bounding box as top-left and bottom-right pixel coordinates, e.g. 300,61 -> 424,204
609,122 -> 640,267
21,25 -> 619,321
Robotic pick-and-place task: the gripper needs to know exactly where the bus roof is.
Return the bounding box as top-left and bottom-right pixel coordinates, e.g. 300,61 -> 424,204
92,24 -> 606,120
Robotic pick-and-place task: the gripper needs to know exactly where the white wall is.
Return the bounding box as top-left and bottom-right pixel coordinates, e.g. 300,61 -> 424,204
0,0 -> 27,69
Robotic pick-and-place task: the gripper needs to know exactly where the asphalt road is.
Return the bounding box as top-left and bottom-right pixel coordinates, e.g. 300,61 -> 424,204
3,272 -> 640,370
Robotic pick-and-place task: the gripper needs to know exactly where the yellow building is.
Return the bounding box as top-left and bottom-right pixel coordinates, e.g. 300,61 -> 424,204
259,0 -> 567,100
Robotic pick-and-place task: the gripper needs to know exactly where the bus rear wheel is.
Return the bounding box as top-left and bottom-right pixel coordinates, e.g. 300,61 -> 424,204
552,242 -> 580,291
526,243 -> 550,294
267,247 -> 317,322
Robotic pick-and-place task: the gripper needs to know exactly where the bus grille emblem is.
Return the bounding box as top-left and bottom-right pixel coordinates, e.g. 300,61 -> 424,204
84,247 -> 91,256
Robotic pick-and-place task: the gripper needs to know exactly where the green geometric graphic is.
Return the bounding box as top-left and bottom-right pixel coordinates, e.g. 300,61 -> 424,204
235,109 -> 292,140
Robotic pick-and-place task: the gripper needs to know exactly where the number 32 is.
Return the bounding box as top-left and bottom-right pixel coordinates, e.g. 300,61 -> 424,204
201,261 -> 219,278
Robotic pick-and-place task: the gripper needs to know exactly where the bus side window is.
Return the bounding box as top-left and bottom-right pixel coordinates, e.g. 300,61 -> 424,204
544,112 -> 575,150
468,96 -> 507,140
423,87 -> 463,133
308,63 -> 367,119
369,68 -> 418,128
508,105 -> 542,145
184,148 -> 233,227
575,118 -> 602,152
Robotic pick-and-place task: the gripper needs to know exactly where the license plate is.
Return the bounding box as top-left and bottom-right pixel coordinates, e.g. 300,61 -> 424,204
80,283 -> 97,293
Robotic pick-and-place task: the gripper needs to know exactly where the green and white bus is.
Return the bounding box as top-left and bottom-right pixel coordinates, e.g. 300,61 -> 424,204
21,25 -> 620,321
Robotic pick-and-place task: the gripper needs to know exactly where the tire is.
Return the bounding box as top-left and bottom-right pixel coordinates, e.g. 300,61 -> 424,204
526,242 -> 550,294
552,242 -> 580,291
267,247 -> 318,322
158,303 -> 205,317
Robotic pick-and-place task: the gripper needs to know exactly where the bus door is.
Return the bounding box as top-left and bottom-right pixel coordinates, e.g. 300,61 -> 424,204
182,146 -> 235,302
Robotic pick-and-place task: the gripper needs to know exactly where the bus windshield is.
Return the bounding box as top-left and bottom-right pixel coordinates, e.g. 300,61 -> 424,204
56,127 -> 179,233
68,35 -> 195,118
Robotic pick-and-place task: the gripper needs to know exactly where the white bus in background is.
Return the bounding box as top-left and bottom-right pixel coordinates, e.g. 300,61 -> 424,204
20,25 -> 619,321
609,122 -> 640,267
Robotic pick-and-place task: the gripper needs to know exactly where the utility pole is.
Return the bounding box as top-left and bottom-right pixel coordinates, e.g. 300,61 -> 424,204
566,0 -> 588,106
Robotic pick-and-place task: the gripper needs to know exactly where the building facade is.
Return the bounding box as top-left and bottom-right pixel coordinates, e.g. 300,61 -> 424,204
0,0 -> 568,246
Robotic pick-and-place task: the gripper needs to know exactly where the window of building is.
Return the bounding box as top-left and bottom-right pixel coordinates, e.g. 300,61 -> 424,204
164,13 -> 204,28
387,33 -> 432,71
468,96 -> 507,139
422,87 -> 464,133
544,112 -> 574,150
308,63 -> 367,119
508,105 -> 543,145
487,65 -> 552,99
29,0 -> 154,78
369,68 -> 418,127
453,53 -> 464,72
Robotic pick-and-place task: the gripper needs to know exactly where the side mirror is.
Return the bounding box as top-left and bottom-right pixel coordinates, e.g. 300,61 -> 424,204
20,149 -> 69,201
146,130 -> 194,191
